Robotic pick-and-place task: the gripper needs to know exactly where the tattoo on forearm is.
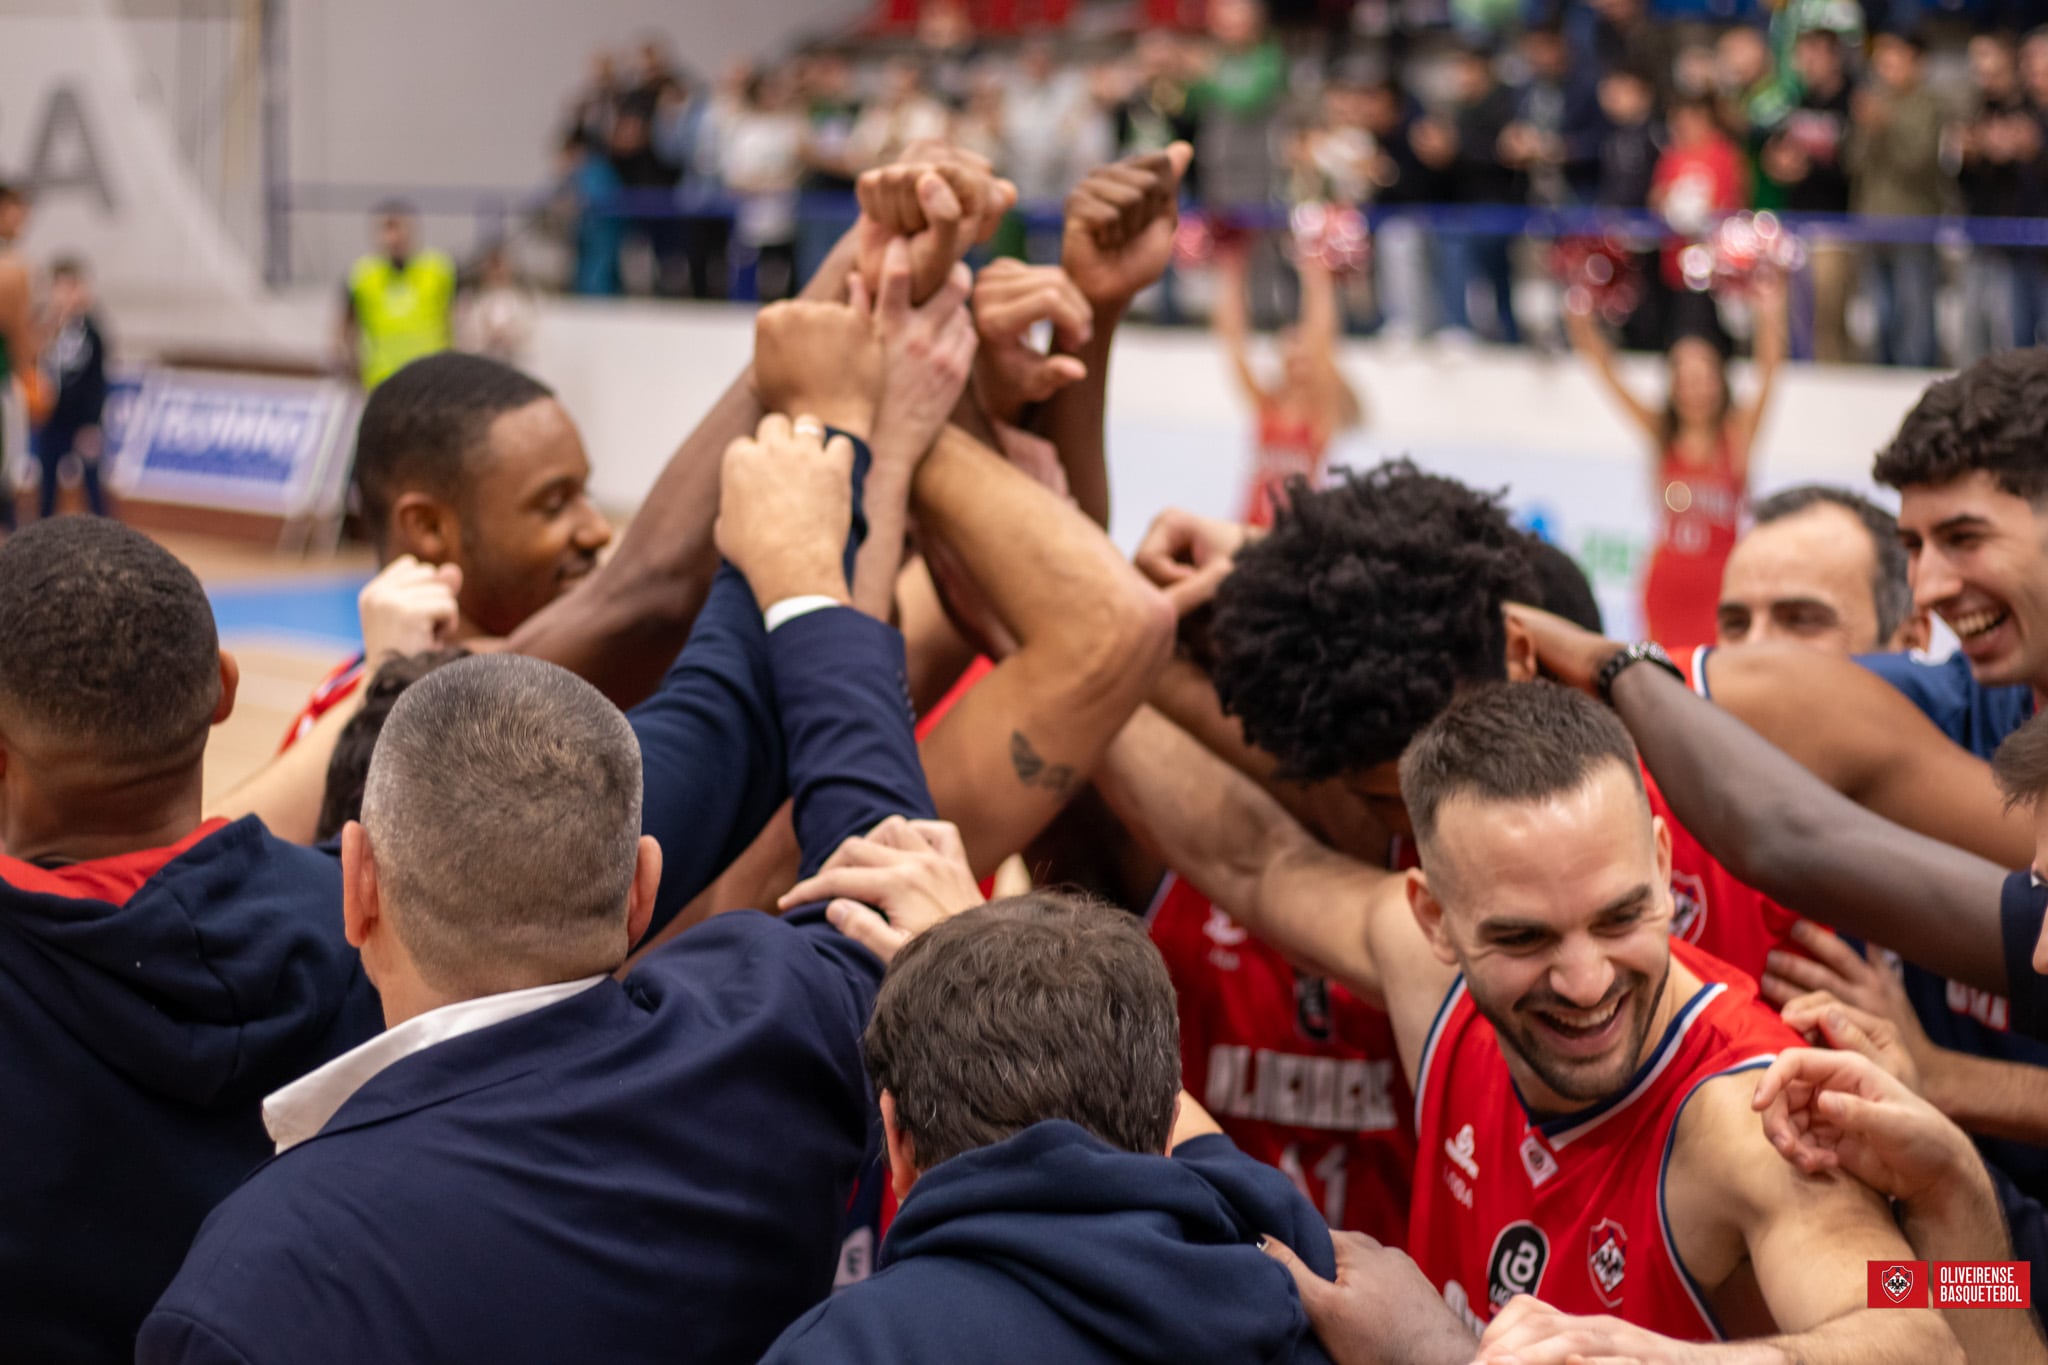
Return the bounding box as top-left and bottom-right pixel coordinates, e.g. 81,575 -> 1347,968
1011,730 -> 1077,796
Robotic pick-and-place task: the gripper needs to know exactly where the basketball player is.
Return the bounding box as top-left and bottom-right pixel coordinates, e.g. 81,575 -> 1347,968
1099,684 -> 1957,1358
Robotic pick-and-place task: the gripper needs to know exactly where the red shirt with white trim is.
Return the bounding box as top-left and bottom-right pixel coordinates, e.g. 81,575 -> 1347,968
1406,937 -> 1801,1339
1149,870 -> 1417,1245
278,652 -> 368,753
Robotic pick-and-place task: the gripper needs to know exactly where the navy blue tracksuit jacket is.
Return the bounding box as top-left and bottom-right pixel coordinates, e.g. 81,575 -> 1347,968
762,1121 -> 1341,1365
138,603 -> 933,1365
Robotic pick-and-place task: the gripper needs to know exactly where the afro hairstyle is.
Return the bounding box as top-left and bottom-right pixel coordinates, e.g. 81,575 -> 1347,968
1209,459 -> 1537,783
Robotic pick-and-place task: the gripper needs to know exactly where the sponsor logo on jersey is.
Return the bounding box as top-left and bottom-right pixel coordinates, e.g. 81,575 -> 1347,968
1487,1222 -> 1550,1308
1442,1280 -> 1487,1335
1203,907 -> 1246,972
1294,972 -> 1335,1042
1669,870 -> 1708,944
1445,1123 -> 1480,1180
1945,980 -> 2011,1032
1588,1218 -> 1628,1306
1203,1046 -> 1398,1131
1518,1132 -> 1559,1189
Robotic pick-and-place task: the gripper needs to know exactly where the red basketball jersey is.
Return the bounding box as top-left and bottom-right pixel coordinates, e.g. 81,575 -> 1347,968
1647,771 -> 1803,984
1407,937 -> 1801,1340
1148,871 -> 1417,1245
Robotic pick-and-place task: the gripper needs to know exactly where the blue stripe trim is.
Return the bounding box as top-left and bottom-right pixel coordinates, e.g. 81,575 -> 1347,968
1658,1056 -> 1778,1342
1415,977 -> 1468,1133
1531,979 -> 1723,1143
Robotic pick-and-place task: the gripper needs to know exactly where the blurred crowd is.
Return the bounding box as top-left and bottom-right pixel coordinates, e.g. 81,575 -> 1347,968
540,0 -> 2048,367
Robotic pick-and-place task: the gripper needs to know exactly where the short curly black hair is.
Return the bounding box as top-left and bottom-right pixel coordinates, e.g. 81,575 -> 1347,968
1872,348 -> 2048,501
1209,460 -> 1537,783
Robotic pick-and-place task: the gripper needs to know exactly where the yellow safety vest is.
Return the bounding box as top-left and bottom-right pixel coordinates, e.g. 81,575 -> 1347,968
348,250 -> 456,389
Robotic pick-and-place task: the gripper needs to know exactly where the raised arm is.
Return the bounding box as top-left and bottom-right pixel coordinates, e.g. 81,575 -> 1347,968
1511,606 -> 2011,995
1563,299 -> 1662,446
1728,270 -> 1788,480
1297,258 -> 1363,433
911,424 -> 1175,878
1040,144 -> 1193,526
1096,706 -> 1385,992
503,229 -> 859,706
1211,248 -> 1269,408
1701,643 -> 2032,868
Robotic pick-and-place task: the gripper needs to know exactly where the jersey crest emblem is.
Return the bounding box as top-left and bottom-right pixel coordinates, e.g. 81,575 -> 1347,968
1294,972 -> 1334,1042
1588,1218 -> 1627,1306
1668,870 -> 1708,944
1486,1221 -> 1550,1309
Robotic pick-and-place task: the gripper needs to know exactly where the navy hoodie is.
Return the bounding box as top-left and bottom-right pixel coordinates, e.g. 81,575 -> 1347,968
0,819 -> 381,1364
762,1121 -> 1341,1365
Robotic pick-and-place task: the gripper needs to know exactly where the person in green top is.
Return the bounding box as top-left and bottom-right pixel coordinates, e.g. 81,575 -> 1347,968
338,201 -> 457,390
0,183 -> 39,535
1189,0 -> 1285,213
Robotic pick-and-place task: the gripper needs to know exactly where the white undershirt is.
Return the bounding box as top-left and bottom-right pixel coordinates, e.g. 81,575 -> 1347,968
262,975 -> 606,1153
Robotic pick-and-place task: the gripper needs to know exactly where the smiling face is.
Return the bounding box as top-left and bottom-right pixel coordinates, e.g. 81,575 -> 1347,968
1415,761 -> 1677,1111
1717,501 -> 1888,655
453,399 -> 613,638
1897,471 -> 2048,688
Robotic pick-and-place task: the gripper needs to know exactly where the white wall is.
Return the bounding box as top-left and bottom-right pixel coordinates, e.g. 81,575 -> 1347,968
280,0 -> 861,282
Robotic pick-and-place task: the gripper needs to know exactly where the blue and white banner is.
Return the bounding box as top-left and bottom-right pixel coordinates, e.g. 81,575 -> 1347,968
108,368 -> 357,520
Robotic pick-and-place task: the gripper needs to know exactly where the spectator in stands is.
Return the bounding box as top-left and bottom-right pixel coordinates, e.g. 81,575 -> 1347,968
1716,25 -> 1791,210
454,242 -> 538,366
1500,23 -> 1604,207
953,67 -> 1008,169
1001,41 -> 1100,262
651,76 -> 727,299
608,108 -> 686,297
1763,28 -> 1856,362
723,66 -> 807,303
0,180 -> 33,535
1190,0 -> 1286,319
916,0 -> 982,108
1114,29 -> 1199,165
620,35 -> 684,123
557,131 -> 625,297
1596,66 -> 1670,350
1651,94 -> 1747,296
566,49 -> 621,154
1368,79 -> 1453,342
2017,27 -> 2048,346
29,257 -> 109,520
756,887 -> 1347,1365
1955,32 -> 2038,363
795,51 -> 864,284
1848,31 -> 1946,368
850,58 -> 950,175
1440,44 -> 1523,344
338,202 -> 456,390
1584,0 -> 1677,105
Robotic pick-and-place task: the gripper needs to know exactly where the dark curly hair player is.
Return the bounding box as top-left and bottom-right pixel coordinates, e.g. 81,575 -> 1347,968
1208,459 -> 1538,786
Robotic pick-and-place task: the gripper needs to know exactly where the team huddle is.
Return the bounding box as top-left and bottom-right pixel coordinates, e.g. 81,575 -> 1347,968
6,136 -> 2048,1365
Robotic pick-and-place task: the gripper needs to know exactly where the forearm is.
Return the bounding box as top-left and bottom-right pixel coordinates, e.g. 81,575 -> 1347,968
203,684 -> 366,842
1149,656 -> 1280,784
913,423 -> 1168,695
768,608 -> 935,879
507,230 -> 862,706
1755,1311 -> 1958,1365
1924,1050 -> 2048,1144
849,456 -> 912,620
1031,298 -> 1120,528
1609,662 -> 2012,994
1900,1159 -> 2048,1361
